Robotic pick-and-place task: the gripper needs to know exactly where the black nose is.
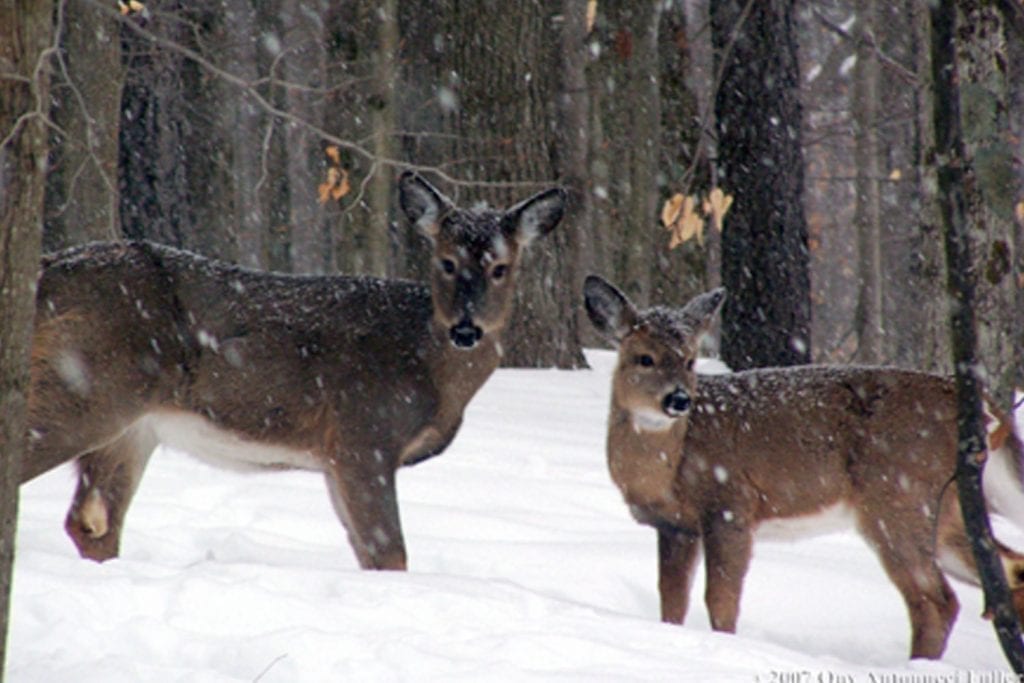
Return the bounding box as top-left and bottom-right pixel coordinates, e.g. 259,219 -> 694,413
662,389 -> 691,417
450,320 -> 483,349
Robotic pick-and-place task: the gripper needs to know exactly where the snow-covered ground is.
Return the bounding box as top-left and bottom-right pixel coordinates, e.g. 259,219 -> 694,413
8,350 -> 1022,681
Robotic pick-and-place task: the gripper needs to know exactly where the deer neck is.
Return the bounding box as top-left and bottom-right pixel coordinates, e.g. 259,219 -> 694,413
606,401 -> 687,513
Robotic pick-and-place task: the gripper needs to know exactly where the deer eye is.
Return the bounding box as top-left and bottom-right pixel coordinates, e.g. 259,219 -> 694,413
635,354 -> 655,367
685,358 -> 695,371
440,258 -> 456,275
491,264 -> 508,281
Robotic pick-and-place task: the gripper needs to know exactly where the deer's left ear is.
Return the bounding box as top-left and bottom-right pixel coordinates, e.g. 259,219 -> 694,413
502,187 -> 566,246
680,287 -> 726,340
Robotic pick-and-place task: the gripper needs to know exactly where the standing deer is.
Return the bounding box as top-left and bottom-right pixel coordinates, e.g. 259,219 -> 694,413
17,171 -> 565,571
583,274 -> 1024,659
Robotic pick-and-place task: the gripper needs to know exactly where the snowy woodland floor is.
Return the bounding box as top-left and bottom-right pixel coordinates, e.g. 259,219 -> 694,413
9,350 -> 1024,681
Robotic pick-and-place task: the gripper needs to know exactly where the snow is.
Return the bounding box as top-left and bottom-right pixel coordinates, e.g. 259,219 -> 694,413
9,350 -> 1022,681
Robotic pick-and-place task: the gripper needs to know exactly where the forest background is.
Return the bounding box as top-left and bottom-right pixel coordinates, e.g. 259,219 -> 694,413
18,0 -> 1024,402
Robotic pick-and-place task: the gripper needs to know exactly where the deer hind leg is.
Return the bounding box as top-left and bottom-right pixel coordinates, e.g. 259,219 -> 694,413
323,456 -> 406,571
64,422 -> 156,562
701,514 -> 754,633
658,524 -> 701,624
859,512 -> 958,659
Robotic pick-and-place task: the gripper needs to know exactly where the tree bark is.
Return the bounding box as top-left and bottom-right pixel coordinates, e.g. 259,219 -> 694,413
931,0 -> 1024,670
851,0 -> 884,364
712,0 -> 811,369
953,0 -> 1022,406
0,0 -> 53,670
44,0 -> 123,249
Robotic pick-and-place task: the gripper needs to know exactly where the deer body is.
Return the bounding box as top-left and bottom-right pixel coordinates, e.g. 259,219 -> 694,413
20,172 -> 565,570
585,275 -> 1024,659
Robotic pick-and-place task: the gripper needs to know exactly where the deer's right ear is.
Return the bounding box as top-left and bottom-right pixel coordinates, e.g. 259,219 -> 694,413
584,275 -> 638,344
399,171 -> 453,241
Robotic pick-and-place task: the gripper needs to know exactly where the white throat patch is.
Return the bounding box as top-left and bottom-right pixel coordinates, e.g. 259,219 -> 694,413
630,408 -> 677,433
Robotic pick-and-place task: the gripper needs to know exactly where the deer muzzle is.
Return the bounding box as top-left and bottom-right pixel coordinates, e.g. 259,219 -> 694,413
662,387 -> 692,417
449,318 -> 484,349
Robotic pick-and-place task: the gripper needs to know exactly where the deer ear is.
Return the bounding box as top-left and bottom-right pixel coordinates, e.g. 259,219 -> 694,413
584,275 -> 638,344
680,287 -> 726,339
502,187 -> 566,247
399,171 -> 453,241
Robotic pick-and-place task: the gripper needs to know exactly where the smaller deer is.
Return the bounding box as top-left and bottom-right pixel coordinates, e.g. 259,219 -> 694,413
18,172 -> 564,572
584,274 -> 1024,659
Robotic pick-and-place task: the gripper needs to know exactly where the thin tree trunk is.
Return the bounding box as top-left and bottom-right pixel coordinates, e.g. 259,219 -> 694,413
0,0 -> 54,669
852,0 -> 884,364
931,0 -> 1024,670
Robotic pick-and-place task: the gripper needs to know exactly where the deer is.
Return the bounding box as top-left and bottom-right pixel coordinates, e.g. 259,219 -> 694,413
583,274 -> 1024,660
16,171 -> 565,572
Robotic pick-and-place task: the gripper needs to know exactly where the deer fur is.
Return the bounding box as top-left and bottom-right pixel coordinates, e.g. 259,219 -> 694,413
18,172 -> 565,571
584,274 -> 1024,660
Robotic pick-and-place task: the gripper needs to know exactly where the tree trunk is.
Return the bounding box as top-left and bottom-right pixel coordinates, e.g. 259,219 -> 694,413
118,1 -> 193,248
954,0 -> 1022,406
931,0 -> 1024,670
280,1 -> 328,274
588,0 -> 663,307
422,0 -> 585,368
44,0 -> 123,249
712,0 -> 811,369
0,0 -> 53,669
851,0 -> 884,364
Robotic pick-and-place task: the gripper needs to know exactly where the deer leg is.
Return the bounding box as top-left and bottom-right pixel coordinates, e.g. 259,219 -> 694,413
701,514 -> 753,633
64,422 -> 156,562
860,513 -> 958,659
323,456 -> 406,571
658,524 -> 701,624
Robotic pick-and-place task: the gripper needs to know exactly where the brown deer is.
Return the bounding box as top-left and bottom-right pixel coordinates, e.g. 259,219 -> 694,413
583,274 -> 1024,659
17,171 -> 565,571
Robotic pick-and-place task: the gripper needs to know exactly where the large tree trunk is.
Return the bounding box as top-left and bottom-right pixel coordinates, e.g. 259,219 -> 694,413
712,0 -> 811,369
413,0 -> 585,368
0,0 -> 53,669
44,0 -> 123,249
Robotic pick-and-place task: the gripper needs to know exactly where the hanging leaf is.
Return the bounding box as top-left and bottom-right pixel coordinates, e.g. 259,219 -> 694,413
661,193 -> 685,228
325,145 -> 341,165
586,0 -> 598,33
703,187 -> 733,233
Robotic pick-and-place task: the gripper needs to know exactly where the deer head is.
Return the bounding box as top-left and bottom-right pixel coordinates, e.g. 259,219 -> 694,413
399,172 -> 566,350
584,275 -> 725,433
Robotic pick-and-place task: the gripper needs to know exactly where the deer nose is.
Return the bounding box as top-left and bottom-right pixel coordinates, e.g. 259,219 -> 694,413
449,318 -> 483,349
662,388 -> 691,417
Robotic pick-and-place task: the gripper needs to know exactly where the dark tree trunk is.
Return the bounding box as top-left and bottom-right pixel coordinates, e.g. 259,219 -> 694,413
118,1 -> 193,248
0,0 -> 53,669
711,0 -> 811,369
931,0 -> 1024,671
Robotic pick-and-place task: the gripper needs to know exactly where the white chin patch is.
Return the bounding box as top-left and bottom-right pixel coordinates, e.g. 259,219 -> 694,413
630,408 -> 677,433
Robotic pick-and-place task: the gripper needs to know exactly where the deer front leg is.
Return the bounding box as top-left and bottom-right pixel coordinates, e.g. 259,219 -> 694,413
658,524 -> 701,624
64,424 -> 156,562
323,454 -> 406,571
701,514 -> 753,633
